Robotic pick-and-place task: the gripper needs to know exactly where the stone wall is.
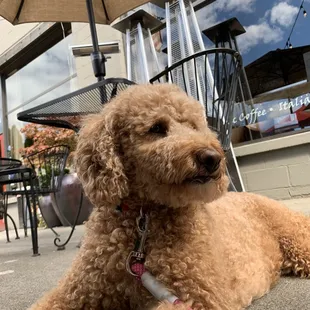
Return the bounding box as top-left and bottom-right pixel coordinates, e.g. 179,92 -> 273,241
237,143 -> 310,200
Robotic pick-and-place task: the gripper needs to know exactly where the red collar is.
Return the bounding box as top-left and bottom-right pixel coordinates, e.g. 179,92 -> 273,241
116,202 -> 129,212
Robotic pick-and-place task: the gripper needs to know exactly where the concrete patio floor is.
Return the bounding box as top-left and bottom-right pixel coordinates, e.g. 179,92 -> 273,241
1,198 -> 310,310
0,226 -> 83,310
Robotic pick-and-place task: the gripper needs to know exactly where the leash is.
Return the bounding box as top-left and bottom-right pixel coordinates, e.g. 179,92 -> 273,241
124,207 -> 192,309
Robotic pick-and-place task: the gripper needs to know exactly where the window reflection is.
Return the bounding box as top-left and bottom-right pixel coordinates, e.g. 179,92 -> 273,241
5,35 -> 76,159
232,90 -> 310,144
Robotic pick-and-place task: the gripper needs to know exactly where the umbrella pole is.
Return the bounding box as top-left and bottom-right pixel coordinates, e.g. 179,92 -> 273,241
86,0 -> 106,81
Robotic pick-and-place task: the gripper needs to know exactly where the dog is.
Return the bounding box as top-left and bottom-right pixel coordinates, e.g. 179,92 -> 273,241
31,84 -> 310,310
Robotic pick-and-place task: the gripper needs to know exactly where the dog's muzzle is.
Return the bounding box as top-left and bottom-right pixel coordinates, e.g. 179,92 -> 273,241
196,149 -> 221,174
184,149 -> 222,184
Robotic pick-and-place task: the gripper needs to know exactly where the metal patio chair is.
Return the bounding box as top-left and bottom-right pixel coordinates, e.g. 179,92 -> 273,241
25,145 -> 73,250
0,157 -> 24,243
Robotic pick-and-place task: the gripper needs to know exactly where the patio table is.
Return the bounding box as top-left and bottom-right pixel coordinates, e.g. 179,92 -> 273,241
17,78 -> 135,132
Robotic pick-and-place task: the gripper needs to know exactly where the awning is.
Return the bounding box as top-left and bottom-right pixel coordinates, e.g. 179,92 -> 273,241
244,45 -> 310,97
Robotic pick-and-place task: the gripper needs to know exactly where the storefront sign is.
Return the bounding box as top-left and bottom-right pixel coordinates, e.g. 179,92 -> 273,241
233,93 -> 310,124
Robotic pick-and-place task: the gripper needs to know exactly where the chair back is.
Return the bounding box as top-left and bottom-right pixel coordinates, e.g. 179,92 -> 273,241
26,145 -> 70,194
0,158 -> 23,193
0,158 -> 22,170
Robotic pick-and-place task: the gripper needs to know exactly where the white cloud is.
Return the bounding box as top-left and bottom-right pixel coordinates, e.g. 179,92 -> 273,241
270,2 -> 299,27
213,0 -> 256,13
196,8 -> 219,30
196,0 -> 257,30
237,22 -> 283,53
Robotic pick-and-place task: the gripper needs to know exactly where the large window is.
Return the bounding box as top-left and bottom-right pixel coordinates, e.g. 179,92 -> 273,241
5,34 -> 77,159
231,86 -> 310,144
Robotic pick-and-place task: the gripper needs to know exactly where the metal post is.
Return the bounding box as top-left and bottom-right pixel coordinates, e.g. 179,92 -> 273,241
137,23 -> 150,82
86,0 -> 106,81
232,36 -> 256,140
147,29 -> 161,73
177,16 -> 191,94
179,0 -> 194,56
126,29 -> 132,80
228,144 -> 246,192
179,0 -> 204,105
188,2 -> 210,104
189,1 -> 204,50
133,29 -> 141,83
165,2 -> 172,83
1,75 -> 9,157
188,1 -> 220,114
178,16 -> 186,60
189,0 -> 212,104
217,33 -> 245,192
188,1 -> 206,105
233,36 -> 254,105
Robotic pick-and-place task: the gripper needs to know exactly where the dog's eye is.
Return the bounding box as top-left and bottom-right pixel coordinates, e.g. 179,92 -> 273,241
148,122 -> 167,135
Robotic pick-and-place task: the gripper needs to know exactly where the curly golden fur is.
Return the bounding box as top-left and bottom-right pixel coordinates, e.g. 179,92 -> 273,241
31,84 -> 310,310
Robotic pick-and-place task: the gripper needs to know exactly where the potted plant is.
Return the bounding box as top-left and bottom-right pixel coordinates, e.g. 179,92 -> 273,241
53,172 -> 94,227
19,123 -> 94,228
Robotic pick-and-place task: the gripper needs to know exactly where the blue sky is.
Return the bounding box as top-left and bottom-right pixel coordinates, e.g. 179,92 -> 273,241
196,0 -> 310,65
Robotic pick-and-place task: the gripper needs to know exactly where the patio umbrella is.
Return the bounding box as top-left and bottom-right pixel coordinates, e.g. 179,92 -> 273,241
244,45 -> 310,97
0,0 -> 168,80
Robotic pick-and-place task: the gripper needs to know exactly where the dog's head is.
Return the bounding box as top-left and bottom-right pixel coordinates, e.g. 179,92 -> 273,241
75,84 -> 228,208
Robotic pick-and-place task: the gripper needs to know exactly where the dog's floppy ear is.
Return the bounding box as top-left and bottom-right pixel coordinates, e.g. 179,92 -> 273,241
75,108 -> 128,207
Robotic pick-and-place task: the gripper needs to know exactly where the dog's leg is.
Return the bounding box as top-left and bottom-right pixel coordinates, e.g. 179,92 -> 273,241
29,253 -> 122,310
30,248 -> 129,310
250,193 -> 310,278
29,212 -> 130,309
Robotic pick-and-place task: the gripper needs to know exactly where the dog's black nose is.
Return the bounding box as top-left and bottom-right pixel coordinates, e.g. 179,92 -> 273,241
196,149 -> 221,173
